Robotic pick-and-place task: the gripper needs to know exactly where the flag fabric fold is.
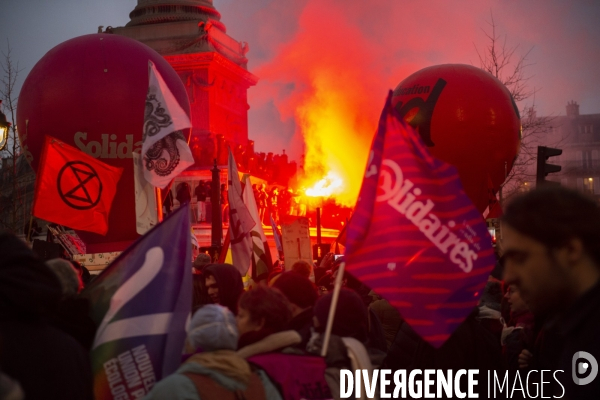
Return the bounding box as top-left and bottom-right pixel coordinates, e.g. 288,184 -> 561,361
344,91 -> 496,348
241,174 -> 272,278
32,135 -> 123,235
142,61 -> 194,189
270,214 -> 284,258
227,149 -> 256,276
81,205 -> 192,399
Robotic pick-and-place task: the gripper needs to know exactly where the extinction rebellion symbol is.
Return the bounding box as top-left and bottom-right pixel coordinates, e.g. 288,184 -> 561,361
57,161 -> 103,210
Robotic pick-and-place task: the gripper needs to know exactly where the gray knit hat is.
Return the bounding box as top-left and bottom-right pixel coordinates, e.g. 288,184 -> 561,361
187,304 -> 238,352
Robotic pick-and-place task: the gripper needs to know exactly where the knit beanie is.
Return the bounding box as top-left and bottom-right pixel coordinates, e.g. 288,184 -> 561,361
187,304 -> 238,352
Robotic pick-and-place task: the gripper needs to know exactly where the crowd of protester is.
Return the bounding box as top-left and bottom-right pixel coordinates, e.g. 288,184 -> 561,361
1,185 -> 600,399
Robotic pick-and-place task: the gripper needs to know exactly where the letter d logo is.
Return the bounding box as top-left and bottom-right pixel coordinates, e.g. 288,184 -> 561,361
572,351 -> 598,385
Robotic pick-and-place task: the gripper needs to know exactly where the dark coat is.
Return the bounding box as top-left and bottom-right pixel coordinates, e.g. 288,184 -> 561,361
0,232 -> 94,400
555,281 -> 600,399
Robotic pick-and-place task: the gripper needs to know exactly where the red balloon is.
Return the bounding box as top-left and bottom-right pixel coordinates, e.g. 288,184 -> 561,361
18,34 -> 190,253
392,64 -> 521,214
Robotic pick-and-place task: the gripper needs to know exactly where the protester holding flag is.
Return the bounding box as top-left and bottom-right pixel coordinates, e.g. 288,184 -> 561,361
144,304 -> 282,400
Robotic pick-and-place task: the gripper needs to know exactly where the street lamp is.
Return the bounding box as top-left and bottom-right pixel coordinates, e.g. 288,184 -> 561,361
0,100 -> 11,151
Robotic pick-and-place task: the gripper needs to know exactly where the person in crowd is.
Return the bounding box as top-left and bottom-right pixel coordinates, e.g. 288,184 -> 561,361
236,286 -> 332,400
502,284 -> 535,372
144,304 -> 282,400
271,271 -> 318,346
308,288 -> 387,400
368,293 -> 401,351
163,189 -> 174,215
194,181 -> 208,222
71,260 -> 91,288
236,286 -> 295,353
176,182 -> 192,206
383,306 -> 505,398
191,254 -> 213,313
45,258 -> 96,350
203,263 -> 244,315
258,184 -> 268,224
501,185 -> 600,398
0,232 -> 93,400
290,260 -> 312,280
269,187 -> 279,225
252,184 -> 259,205
477,277 -> 505,343
220,183 -> 229,225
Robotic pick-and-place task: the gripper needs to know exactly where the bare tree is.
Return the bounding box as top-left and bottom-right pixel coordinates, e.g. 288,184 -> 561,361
475,14 -> 557,202
0,42 -> 34,235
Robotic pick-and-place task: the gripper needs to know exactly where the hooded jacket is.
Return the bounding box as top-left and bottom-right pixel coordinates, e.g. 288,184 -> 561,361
145,304 -> 281,400
204,264 -> 244,314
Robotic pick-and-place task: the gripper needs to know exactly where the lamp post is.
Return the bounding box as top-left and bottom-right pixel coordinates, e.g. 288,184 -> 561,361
0,101 -> 10,151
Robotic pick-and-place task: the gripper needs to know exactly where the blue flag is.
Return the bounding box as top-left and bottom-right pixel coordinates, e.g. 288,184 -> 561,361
82,205 -> 192,399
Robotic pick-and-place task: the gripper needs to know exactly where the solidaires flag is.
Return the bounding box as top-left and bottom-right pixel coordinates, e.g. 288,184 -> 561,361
344,92 -> 495,348
32,135 -> 123,235
142,61 -> 194,189
81,205 -> 192,399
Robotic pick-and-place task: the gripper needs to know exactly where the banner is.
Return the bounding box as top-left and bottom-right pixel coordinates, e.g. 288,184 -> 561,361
133,152 -> 158,235
82,205 -> 192,399
142,61 -> 194,189
281,217 -> 312,271
227,149 -> 256,276
32,136 -> 122,235
241,174 -> 272,278
344,92 -> 495,348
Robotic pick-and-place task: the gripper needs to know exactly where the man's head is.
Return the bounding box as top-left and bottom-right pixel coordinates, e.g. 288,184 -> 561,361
272,271 -> 318,317
203,264 -> 244,314
236,286 -> 291,336
501,186 -> 600,315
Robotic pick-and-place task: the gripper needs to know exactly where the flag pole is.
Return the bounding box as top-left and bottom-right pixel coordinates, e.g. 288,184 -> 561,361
156,187 -> 163,222
320,261 -> 345,357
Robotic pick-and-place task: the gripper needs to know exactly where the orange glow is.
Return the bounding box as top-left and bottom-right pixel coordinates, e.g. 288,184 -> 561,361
305,170 -> 343,198
294,69 -> 377,207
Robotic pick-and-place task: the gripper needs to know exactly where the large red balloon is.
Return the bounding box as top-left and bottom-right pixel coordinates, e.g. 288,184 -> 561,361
392,64 -> 521,214
18,34 -> 190,253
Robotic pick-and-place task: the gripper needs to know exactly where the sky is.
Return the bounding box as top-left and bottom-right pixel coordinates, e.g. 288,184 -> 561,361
1,0 -> 600,165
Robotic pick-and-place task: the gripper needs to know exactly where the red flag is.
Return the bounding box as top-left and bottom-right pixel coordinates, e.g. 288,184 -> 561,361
32,136 -> 123,235
344,92 -> 495,348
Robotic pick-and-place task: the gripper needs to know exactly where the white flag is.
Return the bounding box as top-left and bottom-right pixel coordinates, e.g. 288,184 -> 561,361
133,152 -> 158,234
228,149 -> 256,276
241,174 -> 271,277
142,61 -> 194,189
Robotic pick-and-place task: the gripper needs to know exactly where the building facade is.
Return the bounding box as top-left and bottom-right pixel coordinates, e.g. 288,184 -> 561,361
112,0 -> 258,167
540,101 -> 600,199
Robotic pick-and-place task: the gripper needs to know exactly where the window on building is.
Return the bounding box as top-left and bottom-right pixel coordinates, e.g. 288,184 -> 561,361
583,151 -> 593,169
583,177 -> 594,195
